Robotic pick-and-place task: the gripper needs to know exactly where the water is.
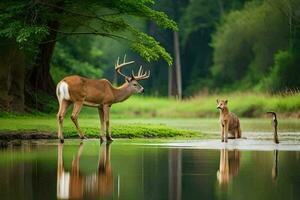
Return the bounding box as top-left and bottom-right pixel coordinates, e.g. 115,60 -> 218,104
0,140 -> 299,200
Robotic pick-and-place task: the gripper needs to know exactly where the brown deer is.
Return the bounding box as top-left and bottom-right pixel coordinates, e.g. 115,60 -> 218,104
56,55 -> 150,143
217,99 -> 242,142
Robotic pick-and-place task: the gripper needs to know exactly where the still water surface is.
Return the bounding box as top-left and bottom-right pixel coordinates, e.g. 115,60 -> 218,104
0,140 -> 299,200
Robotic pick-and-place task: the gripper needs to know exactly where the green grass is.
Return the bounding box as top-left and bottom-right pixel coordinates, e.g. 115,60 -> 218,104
97,92 -> 300,118
2,92 -> 299,118
0,116 -> 299,141
0,117 -> 199,139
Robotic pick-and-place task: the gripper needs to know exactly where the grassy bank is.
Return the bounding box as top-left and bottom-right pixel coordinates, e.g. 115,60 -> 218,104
0,117 -> 199,140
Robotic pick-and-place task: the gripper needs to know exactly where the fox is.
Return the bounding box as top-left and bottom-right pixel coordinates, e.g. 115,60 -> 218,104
217,99 -> 242,142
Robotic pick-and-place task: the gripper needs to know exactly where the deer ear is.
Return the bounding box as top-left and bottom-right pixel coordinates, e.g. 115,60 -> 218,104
225,100 -> 228,104
125,77 -> 131,82
216,99 -> 219,103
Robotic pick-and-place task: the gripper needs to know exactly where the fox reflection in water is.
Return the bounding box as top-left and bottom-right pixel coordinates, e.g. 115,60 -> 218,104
57,142 -> 113,199
217,149 -> 240,185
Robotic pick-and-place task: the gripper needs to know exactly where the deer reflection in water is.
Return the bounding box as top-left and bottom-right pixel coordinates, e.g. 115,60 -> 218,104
57,142 -> 113,199
217,149 -> 240,186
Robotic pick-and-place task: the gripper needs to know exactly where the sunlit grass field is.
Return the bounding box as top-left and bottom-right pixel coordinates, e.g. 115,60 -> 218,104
1,92 -> 299,118
80,92 -> 300,118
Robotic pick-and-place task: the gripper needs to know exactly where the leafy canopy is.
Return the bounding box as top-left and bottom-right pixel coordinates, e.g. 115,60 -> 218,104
0,0 -> 177,65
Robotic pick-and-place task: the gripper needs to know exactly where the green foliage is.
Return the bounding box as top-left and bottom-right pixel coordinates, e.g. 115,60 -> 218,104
131,31 -> 172,65
262,50 -> 300,92
0,2 -> 48,57
211,1 -> 289,88
1,0 -> 299,101
50,36 -> 103,83
0,0 -> 177,64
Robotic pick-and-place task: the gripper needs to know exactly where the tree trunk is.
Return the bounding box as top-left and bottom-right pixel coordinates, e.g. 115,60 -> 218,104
26,21 -> 59,108
168,64 -> 178,97
173,31 -> 182,99
168,66 -> 172,97
217,0 -> 224,16
0,39 -> 26,112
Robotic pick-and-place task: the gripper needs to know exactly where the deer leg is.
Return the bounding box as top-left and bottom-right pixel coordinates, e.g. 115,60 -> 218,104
221,125 -> 224,142
103,105 -> 113,142
234,129 -> 238,139
71,102 -> 86,139
224,123 -> 228,143
57,100 -> 70,143
98,107 -> 105,143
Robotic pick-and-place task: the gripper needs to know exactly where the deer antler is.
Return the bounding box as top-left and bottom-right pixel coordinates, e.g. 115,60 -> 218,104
115,55 -> 135,79
131,65 -> 151,80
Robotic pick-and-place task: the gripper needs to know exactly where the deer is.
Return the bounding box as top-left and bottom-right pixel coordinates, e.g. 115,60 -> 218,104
56,55 -> 150,143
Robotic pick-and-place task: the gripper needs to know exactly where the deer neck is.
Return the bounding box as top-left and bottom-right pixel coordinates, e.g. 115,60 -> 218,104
220,107 -> 229,115
113,82 -> 133,103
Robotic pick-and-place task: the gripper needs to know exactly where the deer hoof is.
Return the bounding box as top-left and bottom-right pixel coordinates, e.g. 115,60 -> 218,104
106,136 -> 114,143
100,136 -> 105,143
80,136 -> 87,140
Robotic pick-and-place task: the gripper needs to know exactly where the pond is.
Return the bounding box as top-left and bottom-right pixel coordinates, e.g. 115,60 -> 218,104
0,140 -> 299,200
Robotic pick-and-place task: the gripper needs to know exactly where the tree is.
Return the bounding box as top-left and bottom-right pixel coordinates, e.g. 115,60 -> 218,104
144,0 -> 188,98
0,0 -> 177,112
211,1 -> 289,90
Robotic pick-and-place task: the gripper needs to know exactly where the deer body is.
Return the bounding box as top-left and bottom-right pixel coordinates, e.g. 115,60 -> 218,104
58,76 -> 134,106
56,56 -> 150,143
217,99 -> 242,142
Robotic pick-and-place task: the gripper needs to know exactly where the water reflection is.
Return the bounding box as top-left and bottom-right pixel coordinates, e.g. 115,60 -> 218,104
168,149 -> 181,200
0,142 -> 300,199
217,149 -> 240,186
57,142 -> 113,199
272,150 -> 279,181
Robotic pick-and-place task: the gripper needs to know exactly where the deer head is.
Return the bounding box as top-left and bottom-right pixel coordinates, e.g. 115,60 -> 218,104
115,55 -> 150,94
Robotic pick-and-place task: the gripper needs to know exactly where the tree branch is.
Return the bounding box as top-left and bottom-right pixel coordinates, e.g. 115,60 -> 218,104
37,1 -> 120,23
48,27 -> 128,40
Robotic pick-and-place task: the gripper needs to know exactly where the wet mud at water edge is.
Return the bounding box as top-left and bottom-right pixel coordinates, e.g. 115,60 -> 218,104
0,140 -> 299,200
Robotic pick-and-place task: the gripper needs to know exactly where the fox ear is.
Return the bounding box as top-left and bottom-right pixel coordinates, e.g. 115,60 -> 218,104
225,100 -> 228,104
216,99 -> 219,103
